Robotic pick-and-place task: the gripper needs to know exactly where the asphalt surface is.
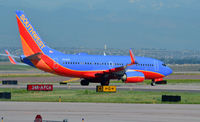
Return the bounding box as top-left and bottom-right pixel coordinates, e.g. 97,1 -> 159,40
0,102 -> 200,122
1,75 -> 200,83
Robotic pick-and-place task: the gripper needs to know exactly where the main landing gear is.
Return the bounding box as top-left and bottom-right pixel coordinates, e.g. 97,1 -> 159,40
151,81 -> 156,86
80,79 -> 89,86
80,79 -> 110,86
100,80 -> 110,86
151,79 -> 167,86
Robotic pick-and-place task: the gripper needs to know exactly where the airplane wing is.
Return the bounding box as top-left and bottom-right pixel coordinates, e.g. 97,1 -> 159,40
94,49 -> 137,78
104,49 -> 137,73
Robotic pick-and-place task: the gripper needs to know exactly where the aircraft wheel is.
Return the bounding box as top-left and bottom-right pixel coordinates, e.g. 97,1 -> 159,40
80,80 -> 89,86
151,82 -> 156,86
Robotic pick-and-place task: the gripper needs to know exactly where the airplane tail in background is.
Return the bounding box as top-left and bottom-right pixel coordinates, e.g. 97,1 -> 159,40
2,50 -> 27,65
5,50 -> 17,64
16,10 -> 47,56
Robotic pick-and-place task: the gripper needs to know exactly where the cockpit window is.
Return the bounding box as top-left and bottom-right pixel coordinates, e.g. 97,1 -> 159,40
162,64 -> 166,66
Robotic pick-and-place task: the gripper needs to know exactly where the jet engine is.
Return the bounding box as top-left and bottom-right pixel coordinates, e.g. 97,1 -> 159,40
121,71 -> 144,83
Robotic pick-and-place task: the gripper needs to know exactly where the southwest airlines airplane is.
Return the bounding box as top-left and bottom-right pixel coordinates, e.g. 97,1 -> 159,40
3,11 -> 172,86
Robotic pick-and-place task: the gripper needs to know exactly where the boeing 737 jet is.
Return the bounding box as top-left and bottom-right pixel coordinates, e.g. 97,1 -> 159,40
3,11 -> 172,86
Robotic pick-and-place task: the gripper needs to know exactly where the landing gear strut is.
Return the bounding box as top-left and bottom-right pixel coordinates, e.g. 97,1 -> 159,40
100,80 -> 110,86
151,82 -> 156,86
80,80 -> 89,86
151,80 -> 156,86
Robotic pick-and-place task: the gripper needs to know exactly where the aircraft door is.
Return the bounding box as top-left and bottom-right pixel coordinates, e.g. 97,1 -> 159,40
154,60 -> 159,71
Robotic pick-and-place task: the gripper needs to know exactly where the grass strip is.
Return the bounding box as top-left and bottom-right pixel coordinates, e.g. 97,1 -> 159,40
0,88 -> 199,104
0,65 -> 34,71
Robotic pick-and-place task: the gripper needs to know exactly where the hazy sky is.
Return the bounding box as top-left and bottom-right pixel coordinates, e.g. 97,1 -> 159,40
0,0 -> 200,50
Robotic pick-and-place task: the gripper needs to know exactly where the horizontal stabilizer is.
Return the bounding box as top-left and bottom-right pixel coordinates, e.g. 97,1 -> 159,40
96,49 -> 138,76
0,50 -> 26,65
25,52 -> 42,61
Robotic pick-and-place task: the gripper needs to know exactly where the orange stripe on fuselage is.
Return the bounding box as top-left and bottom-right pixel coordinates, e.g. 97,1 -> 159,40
41,53 -> 164,79
41,54 -> 105,78
33,58 -> 54,73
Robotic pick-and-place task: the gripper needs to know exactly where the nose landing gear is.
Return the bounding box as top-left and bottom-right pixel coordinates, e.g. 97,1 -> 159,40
151,79 -> 167,86
80,78 -> 110,86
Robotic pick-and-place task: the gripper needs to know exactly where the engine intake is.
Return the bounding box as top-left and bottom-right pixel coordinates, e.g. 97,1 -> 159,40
121,71 -> 144,83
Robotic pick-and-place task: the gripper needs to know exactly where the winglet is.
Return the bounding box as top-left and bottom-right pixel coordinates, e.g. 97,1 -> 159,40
5,50 -> 17,64
129,49 -> 136,64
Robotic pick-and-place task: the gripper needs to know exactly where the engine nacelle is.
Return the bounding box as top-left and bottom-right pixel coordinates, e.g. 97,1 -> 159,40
121,71 -> 144,83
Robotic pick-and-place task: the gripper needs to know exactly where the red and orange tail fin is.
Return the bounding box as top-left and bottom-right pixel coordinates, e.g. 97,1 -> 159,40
16,11 -> 46,56
5,50 -> 17,64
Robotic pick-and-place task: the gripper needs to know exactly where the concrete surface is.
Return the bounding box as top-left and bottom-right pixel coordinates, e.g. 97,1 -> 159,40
0,102 -> 200,122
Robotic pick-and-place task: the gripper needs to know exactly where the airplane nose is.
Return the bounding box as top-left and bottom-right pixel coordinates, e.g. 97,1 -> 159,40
165,66 -> 173,76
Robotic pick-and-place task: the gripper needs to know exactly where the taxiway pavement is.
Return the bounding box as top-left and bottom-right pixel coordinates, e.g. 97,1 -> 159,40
0,102 -> 200,122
